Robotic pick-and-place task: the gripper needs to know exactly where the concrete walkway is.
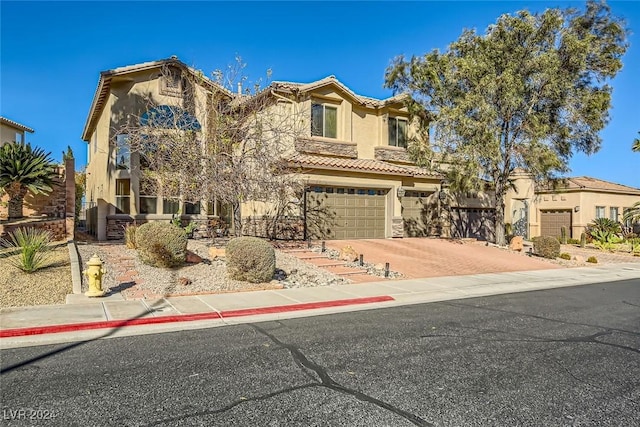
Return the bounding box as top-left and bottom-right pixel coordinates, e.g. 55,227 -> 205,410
2,262 -> 639,349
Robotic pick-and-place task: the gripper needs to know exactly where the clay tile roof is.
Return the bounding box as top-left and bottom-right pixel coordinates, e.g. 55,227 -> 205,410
287,153 -> 440,177
271,76 -> 407,109
82,57 -> 232,142
400,164 -> 442,178
538,176 -> 640,195
288,154 -> 412,176
0,116 -> 34,133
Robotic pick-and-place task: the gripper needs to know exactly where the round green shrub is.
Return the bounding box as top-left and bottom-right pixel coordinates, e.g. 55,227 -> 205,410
587,256 -> 598,263
226,237 -> 275,283
136,222 -> 187,267
532,236 -> 561,259
559,252 -> 571,260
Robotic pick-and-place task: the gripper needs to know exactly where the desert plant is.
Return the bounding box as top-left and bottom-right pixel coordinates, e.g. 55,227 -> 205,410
0,227 -> 53,273
124,224 -> 137,249
226,236 -> 275,283
580,232 -> 586,248
586,218 -> 622,241
560,226 -> 567,244
587,256 -> 598,263
135,222 -> 187,267
559,252 -> 571,260
532,236 -> 561,259
183,221 -> 198,238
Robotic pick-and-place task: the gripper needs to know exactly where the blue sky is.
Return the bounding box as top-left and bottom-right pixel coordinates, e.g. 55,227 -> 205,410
1,1 -> 638,188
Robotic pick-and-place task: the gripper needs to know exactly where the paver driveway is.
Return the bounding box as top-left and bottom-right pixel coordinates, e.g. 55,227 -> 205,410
325,238 -> 560,279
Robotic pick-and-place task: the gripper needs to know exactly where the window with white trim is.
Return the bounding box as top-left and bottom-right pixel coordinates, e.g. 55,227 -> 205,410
388,117 -> 407,148
610,207 -> 619,222
311,103 -> 337,138
595,206 -> 605,219
115,179 -> 130,214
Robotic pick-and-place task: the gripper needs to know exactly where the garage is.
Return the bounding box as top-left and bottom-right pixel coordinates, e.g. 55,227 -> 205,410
450,208 -> 496,242
540,210 -> 572,238
306,186 -> 387,239
401,191 -> 436,237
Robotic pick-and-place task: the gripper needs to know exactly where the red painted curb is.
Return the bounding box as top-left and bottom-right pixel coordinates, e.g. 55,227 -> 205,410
221,296 -> 395,318
0,295 -> 394,338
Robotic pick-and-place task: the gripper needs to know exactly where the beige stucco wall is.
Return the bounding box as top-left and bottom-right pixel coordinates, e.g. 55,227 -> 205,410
1,124 -> 28,144
532,191 -> 640,237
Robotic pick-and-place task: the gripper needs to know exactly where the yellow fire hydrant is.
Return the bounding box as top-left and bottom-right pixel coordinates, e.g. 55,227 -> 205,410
84,254 -> 106,297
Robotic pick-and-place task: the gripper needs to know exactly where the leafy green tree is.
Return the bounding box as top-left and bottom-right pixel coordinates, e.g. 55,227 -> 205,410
385,1 -> 628,245
0,142 -> 57,219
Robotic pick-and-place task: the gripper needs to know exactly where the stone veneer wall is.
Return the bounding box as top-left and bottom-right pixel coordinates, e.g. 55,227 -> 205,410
392,217 -> 404,238
106,215 -> 135,240
374,147 -> 412,163
243,216 -> 305,240
295,138 -> 357,158
0,219 -> 66,241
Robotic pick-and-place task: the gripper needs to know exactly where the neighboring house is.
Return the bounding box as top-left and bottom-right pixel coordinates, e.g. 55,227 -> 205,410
82,58 -> 497,241
1,116 -> 34,145
0,117 -> 76,237
505,172 -> 640,239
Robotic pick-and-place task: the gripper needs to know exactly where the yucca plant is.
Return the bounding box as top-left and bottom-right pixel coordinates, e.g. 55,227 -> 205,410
0,227 -> 53,273
0,142 -> 57,219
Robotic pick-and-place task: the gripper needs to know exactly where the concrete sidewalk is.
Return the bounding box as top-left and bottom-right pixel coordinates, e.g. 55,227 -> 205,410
1,262 -> 639,348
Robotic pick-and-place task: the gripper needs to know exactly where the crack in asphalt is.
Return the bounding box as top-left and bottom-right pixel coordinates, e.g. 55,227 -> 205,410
145,323 -> 432,426
421,329 -> 640,354
251,324 -> 433,427
439,301 -> 640,337
144,383 -> 317,426
622,300 -> 640,309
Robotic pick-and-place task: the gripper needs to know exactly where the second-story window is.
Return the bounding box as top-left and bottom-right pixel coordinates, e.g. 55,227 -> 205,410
115,134 -> 130,170
160,69 -> 182,97
388,117 -> 407,148
311,103 -> 337,138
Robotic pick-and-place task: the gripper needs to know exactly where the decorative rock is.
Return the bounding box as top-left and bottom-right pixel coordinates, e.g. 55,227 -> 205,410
509,236 -> 524,252
186,251 -> 203,264
573,255 -> 584,263
177,277 -> 192,286
339,245 -> 359,262
208,247 -> 226,259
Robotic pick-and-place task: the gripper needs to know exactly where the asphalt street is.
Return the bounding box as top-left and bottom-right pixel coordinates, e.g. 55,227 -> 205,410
1,279 -> 639,426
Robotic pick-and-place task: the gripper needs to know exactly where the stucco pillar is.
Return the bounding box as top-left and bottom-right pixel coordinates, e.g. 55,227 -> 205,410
97,198 -> 109,241
64,157 -> 75,240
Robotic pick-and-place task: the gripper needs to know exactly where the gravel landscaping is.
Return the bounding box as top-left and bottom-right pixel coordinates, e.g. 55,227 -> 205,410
75,239 -> 349,300
0,243 -> 72,309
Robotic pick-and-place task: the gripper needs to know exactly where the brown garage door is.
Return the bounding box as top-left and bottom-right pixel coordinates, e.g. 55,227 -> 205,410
306,186 -> 387,239
540,210 -> 572,238
401,191 -> 436,237
450,208 -> 496,242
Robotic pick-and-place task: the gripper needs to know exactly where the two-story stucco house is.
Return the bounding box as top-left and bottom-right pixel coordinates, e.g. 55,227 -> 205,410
81,58 -> 640,242
83,57 -> 496,241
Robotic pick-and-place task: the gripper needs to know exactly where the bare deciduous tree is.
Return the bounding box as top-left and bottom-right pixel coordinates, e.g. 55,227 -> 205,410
116,58 -> 307,236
